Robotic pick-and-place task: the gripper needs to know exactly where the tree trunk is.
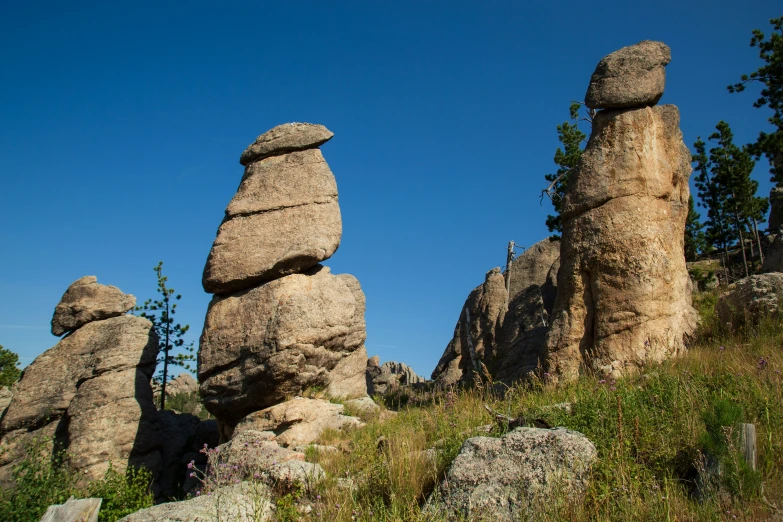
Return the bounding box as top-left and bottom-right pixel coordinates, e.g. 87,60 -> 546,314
734,210 -> 749,278
753,218 -> 764,265
161,299 -> 170,411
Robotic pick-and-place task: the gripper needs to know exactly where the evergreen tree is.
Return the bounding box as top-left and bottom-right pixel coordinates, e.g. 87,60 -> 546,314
136,262 -> 195,410
0,345 -> 21,387
728,16 -> 783,184
693,137 -> 733,256
544,102 -> 589,234
684,196 -> 706,261
694,122 -> 768,277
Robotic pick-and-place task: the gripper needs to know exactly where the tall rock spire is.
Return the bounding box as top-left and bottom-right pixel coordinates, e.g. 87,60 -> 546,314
546,41 -> 697,382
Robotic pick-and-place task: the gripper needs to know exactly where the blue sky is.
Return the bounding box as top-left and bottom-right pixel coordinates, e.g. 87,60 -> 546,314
1,1 -> 780,377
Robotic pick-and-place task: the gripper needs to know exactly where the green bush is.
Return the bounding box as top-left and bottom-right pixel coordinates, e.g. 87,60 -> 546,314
87,465 -> 154,522
699,400 -> 763,499
0,435 -> 154,522
0,436 -> 78,522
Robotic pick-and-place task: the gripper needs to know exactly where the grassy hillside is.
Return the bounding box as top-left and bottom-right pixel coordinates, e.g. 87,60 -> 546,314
297,290 -> 783,521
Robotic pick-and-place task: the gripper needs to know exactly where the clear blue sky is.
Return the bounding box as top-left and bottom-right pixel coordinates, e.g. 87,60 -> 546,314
1,1 -> 779,377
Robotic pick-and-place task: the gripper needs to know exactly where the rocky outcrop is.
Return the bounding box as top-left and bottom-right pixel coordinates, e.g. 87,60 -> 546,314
199,124 -> 368,432
51,276 -> 136,336
239,122 -> 334,166
432,238 -> 560,385
231,397 -> 363,448
427,427 -> 597,521
0,279 -> 161,487
716,273 -> 783,328
0,387 -> 12,415
585,41 -> 671,110
159,373 -> 198,397
203,136 -> 342,295
119,482 -> 273,522
547,42 -> 697,382
199,266 -> 367,425
762,233 -> 783,273
768,187 -> 783,232
431,268 -> 507,385
155,412 -> 219,499
507,238 -> 560,307
366,358 -> 425,395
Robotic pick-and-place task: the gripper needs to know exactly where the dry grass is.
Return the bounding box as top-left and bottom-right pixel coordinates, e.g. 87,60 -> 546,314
275,290 -> 783,521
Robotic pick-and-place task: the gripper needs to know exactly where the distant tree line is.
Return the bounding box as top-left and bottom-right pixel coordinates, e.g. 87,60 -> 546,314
544,16 -> 782,279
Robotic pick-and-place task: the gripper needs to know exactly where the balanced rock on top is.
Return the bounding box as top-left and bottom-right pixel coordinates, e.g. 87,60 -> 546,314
585,40 -> 671,110
239,122 -> 334,166
51,276 -> 136,336
546,42 -> 696,382
203,124 -> 342,294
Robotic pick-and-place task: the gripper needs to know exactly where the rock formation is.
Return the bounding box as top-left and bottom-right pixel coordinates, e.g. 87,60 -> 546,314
203,124 -> 341,294
0,277 -> 161,486
231,397 -> 363,448
427,427 -> 597,521
366,357 -> 426,395
716,273 -> 783,328
198,123 -> 368,432
432,238 -> 560,385
768,186 -> 783,232
546,41 -> 697,382
431,268 -> 508,385
585,40 -> 670,110
51,276 -> 137,336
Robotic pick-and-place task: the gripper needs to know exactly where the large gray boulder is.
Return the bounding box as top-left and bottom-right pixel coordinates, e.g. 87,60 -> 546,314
239,122 -> 333,166
199,265 -> 367,425
119,482 -> 273,522
585,40 -> 671,110
0,314 -> 161,485
427,427 -> 597,521
232,397 -> 363,448
51,276 -> 136,336
716,273 -> 783,328
203,147 -> 342,294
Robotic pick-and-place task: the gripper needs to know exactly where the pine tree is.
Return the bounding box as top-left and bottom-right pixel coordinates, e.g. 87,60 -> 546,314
0,345 -> 21,387
684,196 -> 706,262
136,262 -> 195,410
693,138 -> 733,256
728,16 -> 783,184
544,102 -> 590,234
695,122 -> 768,277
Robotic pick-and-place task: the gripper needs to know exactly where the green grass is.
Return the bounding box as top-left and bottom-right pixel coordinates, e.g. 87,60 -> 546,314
2,288 -> 781,521
291,291 -> 783,521
0,436 -> 153,522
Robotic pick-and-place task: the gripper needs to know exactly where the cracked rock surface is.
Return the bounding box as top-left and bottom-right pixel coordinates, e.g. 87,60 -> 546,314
203,142 -> 341,295
546,104 -> 696,382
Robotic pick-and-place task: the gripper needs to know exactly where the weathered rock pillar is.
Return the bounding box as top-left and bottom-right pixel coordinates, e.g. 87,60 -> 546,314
545,41 -> 697,382
198,123 -> 368,428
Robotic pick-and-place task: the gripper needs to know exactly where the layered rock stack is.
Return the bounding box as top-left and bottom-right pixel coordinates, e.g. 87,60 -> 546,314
198,123 -> 369,434
0,277 -> 161,486
546,41 -> 697,382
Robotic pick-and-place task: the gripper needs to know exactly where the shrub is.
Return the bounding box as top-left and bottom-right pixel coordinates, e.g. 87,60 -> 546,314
0,435 -> 154,522
86,465 -> 154,521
